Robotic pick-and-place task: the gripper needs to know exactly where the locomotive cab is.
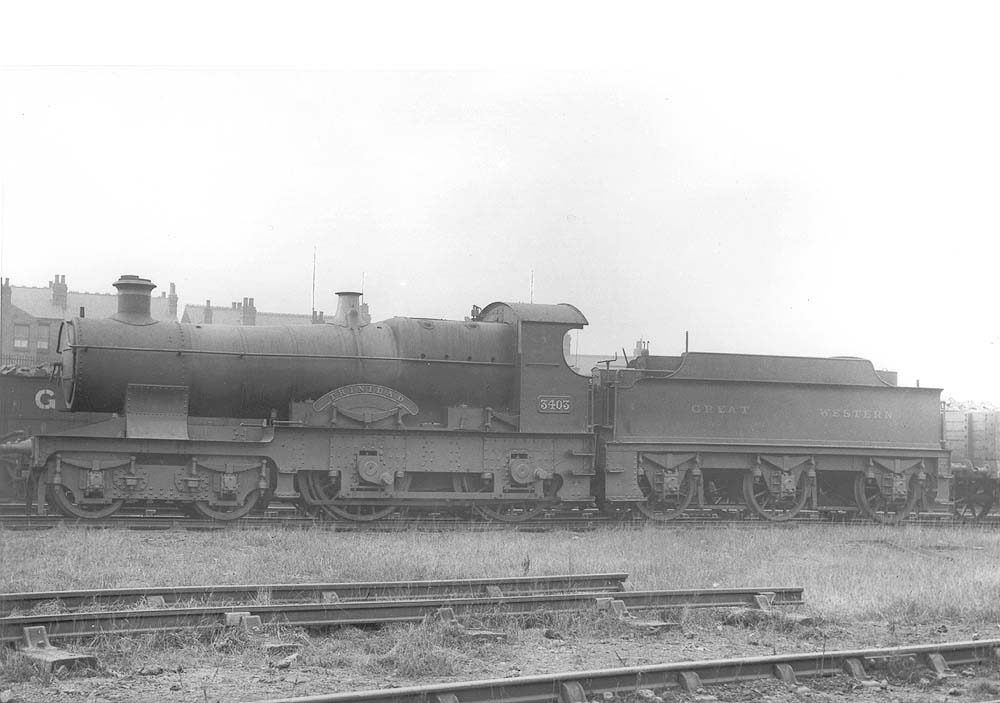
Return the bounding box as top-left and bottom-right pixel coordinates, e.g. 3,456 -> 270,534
475,302 -> 590,434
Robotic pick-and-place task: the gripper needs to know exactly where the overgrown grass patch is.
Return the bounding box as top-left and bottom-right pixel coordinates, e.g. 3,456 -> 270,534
3,522 -> 1000,627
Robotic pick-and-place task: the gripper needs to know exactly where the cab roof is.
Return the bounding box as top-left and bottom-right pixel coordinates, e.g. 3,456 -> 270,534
477,302 -> 588,326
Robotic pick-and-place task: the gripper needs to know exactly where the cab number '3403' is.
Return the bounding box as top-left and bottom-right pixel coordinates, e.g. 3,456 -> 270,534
537,395 -> 573,413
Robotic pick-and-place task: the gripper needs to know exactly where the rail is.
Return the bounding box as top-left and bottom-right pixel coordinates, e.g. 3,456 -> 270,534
0,586 -> 803,644
252,638 -> 1000,703
0,572 -> 628,616
0,510 -> 985,533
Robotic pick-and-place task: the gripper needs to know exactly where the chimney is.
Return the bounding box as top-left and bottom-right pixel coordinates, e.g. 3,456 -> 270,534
110,274 -> 157,325
167,282 -> 178,319
331,291 -> 370,329
1,278 -> 10,309
241,297 -> 256,326
51,274 -> 68,309
204,300 -> 213,324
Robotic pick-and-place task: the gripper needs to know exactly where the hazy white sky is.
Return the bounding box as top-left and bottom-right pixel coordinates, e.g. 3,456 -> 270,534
1,2 -> 998,400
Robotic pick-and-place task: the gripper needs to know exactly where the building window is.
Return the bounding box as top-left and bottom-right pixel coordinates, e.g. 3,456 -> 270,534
13,324 -> 29,349
37,323 -> 50,351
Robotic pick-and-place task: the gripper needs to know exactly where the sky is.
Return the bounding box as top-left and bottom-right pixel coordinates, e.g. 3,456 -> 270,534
0,2 -> 998,401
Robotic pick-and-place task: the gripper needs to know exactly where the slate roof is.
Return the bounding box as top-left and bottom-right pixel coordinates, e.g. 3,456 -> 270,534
10,285 -> 175,321
181,304 -> 314,326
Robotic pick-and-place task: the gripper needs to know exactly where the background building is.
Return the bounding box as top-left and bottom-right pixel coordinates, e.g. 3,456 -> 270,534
1,275 -> 178,366
180,298 -> 315,326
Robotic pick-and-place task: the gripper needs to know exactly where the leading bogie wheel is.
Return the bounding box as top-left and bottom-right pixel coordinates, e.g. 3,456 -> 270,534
48,484 -> 124,520
190,489 -> 262,521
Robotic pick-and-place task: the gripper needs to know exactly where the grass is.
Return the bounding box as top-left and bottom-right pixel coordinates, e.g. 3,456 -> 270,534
3,523 -> 1000,622
3,522 -> 1000,698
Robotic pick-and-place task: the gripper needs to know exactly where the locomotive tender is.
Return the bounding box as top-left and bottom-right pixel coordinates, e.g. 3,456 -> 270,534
5,274 -> 950,523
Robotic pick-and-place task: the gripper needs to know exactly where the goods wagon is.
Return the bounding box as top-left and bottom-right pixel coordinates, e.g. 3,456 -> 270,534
4,274 -> 949,524
0,367 -> 107,501
944,409 -> 1000,520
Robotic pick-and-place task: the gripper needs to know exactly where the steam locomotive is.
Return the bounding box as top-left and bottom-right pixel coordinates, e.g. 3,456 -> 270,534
0,274 -> 952,523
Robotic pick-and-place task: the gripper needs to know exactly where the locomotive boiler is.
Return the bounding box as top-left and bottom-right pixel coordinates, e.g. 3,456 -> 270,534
7,274 -> 951,524
61,276 -> 521,421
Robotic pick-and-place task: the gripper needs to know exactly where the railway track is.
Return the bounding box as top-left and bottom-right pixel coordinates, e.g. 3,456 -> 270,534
0,572 -> 628,616
252,638 -> 1000,703
0,582 -> 803,644
0,512 -> 988,532
0,500 -> 988,532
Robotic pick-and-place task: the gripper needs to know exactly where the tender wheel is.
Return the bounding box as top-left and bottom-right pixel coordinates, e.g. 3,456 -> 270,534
302,471 -> 403,522
189,489 -> 262,521
474,501 -> 546,523
853,474 -> 919,524
48,484 -> 124,519
633,472 -> 695,521
742,471 -> 808,521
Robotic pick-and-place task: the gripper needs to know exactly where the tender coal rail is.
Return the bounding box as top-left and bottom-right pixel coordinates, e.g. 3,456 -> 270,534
0,572 -> 628,616
0,586 -> 802,643
253,638 -> 1000,703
